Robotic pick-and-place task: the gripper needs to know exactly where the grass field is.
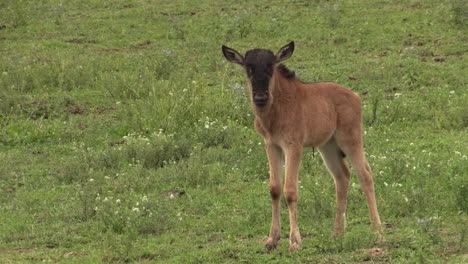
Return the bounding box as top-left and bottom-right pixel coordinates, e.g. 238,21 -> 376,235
0,0 -> 467,263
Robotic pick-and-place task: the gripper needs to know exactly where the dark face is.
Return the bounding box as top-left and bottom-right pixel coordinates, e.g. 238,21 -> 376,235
221,41 -> 295,108
244,49 -> 276,107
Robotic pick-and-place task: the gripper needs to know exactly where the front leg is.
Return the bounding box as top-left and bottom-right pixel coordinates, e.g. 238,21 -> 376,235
264,143 -> 283,251
284,144 -> 303,251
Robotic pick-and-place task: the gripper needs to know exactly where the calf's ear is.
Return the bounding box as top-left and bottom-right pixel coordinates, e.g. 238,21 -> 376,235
222,45 -> 244,65
276,41 -> 294,63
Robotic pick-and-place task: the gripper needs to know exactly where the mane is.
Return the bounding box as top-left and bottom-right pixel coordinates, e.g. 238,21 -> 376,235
277,64 -> 296,79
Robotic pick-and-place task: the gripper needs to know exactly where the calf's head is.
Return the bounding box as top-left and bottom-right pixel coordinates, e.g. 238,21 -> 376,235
222,41 -> 294,108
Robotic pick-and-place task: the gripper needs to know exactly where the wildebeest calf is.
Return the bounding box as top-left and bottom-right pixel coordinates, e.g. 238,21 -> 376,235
222,41 -> 382,251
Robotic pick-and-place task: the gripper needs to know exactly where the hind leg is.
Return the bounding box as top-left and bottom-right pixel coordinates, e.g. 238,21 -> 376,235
336,133 -> 382,235
318,138 -> 351,237
349,153 -> 381,232
343,147 -> 381,233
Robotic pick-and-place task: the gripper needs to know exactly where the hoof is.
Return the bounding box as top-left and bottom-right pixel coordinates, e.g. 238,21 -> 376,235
289,231 -> 301,252
264,237 -> 279,251
288,242 -> 300,252
375,232 -> 386,244
264,243 -> 277,252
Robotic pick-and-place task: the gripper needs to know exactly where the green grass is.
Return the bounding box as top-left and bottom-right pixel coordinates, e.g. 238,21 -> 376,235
0,0 -> 467,263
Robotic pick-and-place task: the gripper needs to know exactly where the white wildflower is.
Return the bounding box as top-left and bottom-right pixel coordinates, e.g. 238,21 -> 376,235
418,217 -> 434,223
402,195 -> 409,202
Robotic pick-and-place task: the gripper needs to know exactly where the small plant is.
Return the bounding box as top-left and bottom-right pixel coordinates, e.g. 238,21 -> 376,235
122,131 -> 191,169
322,2 -> 342,29
451,0 -> 468,26
9,1 -> 27,28
226,15 -> 253,39
96,192 -> 174,236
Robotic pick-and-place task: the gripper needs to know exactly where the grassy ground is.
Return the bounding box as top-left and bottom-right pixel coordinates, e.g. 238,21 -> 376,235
0,0 -> 467,263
